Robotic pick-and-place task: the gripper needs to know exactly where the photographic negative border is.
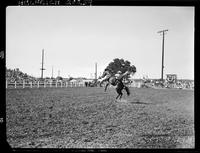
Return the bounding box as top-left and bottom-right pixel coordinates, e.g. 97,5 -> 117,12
1,0 -> 199,152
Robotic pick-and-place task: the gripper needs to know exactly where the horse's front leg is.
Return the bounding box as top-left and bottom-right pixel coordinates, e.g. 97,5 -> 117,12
104,82 -> 109,92
99,80 -> 103,87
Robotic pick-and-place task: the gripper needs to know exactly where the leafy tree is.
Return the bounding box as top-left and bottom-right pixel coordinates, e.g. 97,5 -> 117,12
68,77 -> 74,81
23,73 -> 28,78
106,58 -> 136,79
56,76 -> 63,80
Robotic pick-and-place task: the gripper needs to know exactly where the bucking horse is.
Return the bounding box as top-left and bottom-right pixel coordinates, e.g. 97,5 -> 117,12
98,66 -> 136,100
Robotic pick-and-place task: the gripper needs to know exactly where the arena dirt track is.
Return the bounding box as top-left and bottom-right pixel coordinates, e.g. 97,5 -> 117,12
6,87 -> 194,148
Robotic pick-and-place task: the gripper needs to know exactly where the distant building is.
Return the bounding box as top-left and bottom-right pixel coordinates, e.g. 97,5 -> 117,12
130,79 -> 144,88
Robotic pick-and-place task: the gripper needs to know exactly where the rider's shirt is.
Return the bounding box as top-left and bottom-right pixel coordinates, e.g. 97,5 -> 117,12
115,73 -> 123,81
115,71 -> 130,85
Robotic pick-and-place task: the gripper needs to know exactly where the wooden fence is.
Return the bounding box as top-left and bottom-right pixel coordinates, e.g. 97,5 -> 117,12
6,80 -> 85,89
6,80 -> 194,89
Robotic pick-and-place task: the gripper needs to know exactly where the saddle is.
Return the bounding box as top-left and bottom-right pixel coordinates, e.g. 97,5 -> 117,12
108,76 -> 117,86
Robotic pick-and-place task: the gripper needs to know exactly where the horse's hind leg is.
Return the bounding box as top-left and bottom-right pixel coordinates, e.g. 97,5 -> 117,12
124,86 -> 130,96
116,92 -> 123,100
115,88 -> 120,99
99,82 -> 102,87
119,93 -> 123,100
116,87 -> 123,100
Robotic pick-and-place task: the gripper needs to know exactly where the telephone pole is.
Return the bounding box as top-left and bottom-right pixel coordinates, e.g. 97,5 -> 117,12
58,70 -> 60,77
95,62 -> 97,80
40,49 -> 45,79
158,29 -> 168,81
51,66 -> 54,78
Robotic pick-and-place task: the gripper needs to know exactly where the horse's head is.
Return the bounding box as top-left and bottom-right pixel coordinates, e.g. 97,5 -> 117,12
97,78 -> 103,82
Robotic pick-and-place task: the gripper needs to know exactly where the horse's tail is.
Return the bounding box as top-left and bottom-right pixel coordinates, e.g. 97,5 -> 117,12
124,86 -> 130,96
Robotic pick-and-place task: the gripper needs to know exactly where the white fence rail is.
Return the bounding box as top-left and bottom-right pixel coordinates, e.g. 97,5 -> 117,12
6,80 -> 194,89
6,80 -> 85,89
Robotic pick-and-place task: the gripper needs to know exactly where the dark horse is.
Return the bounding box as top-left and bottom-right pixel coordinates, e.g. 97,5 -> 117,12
99,74 -> 130,99
115,66 -> 136,100
99,65 -> 136,100
115,80 -> 130,100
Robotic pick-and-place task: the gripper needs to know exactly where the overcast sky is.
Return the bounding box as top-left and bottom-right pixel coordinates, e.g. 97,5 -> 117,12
6,6 -> 194,79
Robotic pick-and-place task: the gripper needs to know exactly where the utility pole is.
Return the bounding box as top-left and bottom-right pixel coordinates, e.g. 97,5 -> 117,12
40,49 -> 45,79
95,62 -> 97,80
51,66 -> 54,78
158,29 -> 168,81
58,70 -> 60,77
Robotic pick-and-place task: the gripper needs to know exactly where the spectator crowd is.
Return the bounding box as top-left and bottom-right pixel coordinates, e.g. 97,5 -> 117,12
6,67 -> 38,84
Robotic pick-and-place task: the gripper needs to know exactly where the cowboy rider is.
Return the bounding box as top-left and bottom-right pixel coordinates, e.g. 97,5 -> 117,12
115,70 -> 131,85
115,70 -> 130,82
115,70 -> 130,96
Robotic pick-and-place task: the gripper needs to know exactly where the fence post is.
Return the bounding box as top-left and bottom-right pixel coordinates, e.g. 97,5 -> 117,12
50,81 -> 52,88
139,82 -> 141,88
30,82 -> 32,88
66,82 -> 68,88
15,81 -> 17,88
38,81 -> 39,88
44,81 -> 46,88
23,80 -> 25,88
71,82 -> 73,87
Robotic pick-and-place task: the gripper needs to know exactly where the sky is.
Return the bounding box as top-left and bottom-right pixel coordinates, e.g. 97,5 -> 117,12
6,6 -> 194,79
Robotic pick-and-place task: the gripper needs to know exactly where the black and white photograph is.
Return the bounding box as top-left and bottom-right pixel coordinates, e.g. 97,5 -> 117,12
4,2 -> 195,150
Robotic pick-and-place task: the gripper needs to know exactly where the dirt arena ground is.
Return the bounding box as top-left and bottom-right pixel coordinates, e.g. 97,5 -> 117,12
6,87 -> 194,148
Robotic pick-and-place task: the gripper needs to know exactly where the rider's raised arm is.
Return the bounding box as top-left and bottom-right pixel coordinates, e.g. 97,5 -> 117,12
122,71 -> 129,77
